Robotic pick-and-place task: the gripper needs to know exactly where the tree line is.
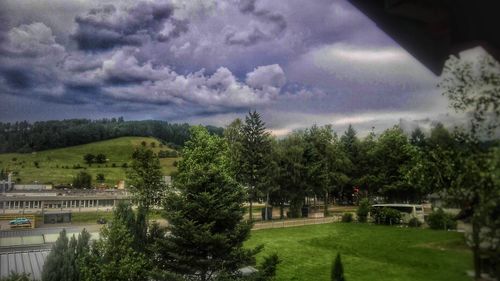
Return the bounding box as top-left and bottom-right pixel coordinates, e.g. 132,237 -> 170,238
0,118 -> 223,153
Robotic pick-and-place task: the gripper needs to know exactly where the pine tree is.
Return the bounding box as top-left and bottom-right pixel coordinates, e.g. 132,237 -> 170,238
240,111 -> 272,221
331,253 -> 345,281
157,126 -> 258,280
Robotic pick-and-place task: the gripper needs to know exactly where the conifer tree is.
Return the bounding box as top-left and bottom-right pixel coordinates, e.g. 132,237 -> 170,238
240,111 -> 272,221
158,126 -> 258,280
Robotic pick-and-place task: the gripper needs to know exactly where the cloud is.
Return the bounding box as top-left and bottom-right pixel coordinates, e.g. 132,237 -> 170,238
0,22 -> 65,97
72,1 -> 187,50
225,0 -> 286,46
246,64 -> 286,89
0,0 -> 459,135
99,52 -> 285,109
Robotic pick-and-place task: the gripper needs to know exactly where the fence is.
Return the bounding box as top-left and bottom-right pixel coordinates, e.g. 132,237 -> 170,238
252,215 -> 341,230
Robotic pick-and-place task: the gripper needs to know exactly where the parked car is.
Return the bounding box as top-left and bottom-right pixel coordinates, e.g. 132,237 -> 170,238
9,218 -> 31,225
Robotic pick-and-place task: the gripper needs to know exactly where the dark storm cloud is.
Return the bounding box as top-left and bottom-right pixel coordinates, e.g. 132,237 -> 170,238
225,0 -> 287,46
72,1 -> 187,51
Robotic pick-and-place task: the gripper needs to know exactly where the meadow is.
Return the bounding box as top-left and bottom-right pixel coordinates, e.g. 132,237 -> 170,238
247,223 -> 471,281
0,137 -> 179,186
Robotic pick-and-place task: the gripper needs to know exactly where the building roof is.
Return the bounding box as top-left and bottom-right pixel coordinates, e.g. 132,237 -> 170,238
0,250 -> 49,280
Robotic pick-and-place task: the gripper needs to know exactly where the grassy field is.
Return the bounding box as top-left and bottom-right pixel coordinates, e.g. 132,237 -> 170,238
0,137 -> 179,186
246,223 -> 471,281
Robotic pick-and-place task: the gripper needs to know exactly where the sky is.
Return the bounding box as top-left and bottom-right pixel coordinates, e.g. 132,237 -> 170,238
0,0 -> 464,135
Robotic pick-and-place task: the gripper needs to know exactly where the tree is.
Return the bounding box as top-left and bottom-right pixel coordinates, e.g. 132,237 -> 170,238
95,153 -> 106,164
157,126 -> 258,280
370,126 -> 417,202
439,52 -> 500,137
42,229 -> 81,281
435,52 -> 500,279
331,253 -> 345,281
73,171 -> 92,189
273,131 -> 308,218
304,125 -> 350,212
240,111 -> 273,221
96,173 -> 105,183
81,219 -> 148,281
83,154 -> 95,166
127,146 -> 166,211
410,127 -> 427,148
356,198 -> 370,223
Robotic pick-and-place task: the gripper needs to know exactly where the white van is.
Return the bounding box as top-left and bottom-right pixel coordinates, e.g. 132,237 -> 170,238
371,204 -> 425,223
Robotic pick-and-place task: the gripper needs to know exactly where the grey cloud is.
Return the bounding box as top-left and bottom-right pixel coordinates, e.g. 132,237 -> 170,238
225,0 -> 286,46
246,64 -> 286,89
72,1 -> 186,50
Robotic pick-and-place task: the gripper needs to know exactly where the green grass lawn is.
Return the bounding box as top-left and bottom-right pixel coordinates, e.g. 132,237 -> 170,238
246,223 -> 471,281
0,136 -> 179,185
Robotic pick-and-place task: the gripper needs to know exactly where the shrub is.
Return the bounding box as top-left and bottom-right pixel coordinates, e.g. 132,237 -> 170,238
372,207 -> 401,225
122,163 -> 128,168
342,212 -> 353,223
408,217 -> 422,227
427,208 -> 457,230
73,171 -> 92,189
112,163 -> 116,167
357,198 -> 370,223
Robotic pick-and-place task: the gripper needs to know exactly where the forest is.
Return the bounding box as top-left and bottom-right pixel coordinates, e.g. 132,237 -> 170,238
0,118 -> 223,153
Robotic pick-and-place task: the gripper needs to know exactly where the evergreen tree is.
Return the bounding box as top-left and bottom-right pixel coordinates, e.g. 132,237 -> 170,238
240,111 -> 272,221
331,253 -> 345,281
158,126 -> 258,280
127,146 -> 166,211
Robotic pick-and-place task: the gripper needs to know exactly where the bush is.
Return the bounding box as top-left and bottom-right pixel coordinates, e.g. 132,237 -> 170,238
427,208 -> 457,230
73,171 -> 92,189
342,212 -> 353,223
357,198 -> 370,223
372,207 -> 401,225
408,217 -> 422,227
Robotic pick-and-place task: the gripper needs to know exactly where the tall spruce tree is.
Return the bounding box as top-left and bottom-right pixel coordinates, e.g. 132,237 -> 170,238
240,111 -> 272,221
158,126 -> 258,280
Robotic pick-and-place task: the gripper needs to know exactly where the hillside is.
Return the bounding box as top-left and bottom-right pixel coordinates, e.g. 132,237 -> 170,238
0,137 -> 179,186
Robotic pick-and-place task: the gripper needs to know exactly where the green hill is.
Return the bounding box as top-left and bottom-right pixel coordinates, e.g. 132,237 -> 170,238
0,137 -> 179,186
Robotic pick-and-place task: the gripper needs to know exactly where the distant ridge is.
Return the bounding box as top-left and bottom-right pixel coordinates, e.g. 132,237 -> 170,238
0,118 -> 223,153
